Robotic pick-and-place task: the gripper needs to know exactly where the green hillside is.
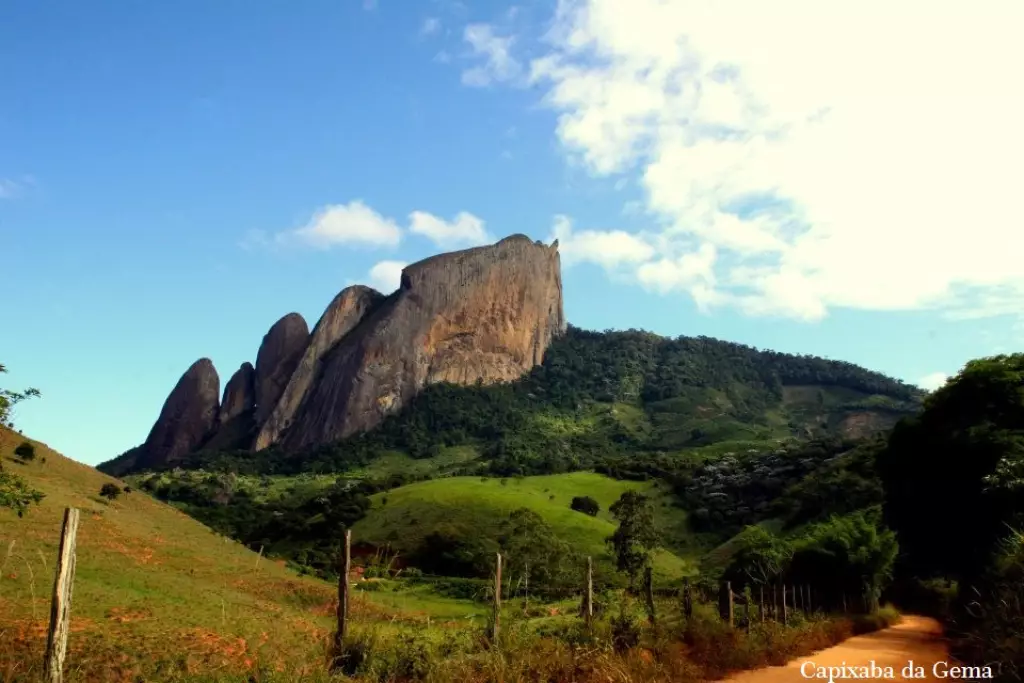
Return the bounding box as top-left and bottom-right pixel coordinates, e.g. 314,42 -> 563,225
351,472 -> 694,582
0,427 -> 346,680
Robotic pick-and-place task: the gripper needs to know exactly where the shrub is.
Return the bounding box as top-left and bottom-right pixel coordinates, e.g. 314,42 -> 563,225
99,483 -> 122,500
14,442 -> 35,461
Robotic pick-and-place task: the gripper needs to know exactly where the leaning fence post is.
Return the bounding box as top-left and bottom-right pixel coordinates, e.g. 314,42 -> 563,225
333,529 -> 352,661
44,507 -> 80,683
719,581 -> 734,627
491,553 -> 502,642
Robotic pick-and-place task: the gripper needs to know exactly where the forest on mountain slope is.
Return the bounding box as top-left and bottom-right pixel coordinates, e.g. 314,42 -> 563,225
102,325 -> 921,479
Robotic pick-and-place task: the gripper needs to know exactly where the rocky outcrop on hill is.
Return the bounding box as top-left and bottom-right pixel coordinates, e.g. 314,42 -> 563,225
281,235 -> 565,450
254,286 -> 385,451
253,313 -> 310,426
102,236 -> 566,470
219,362 -> 255,424
137,358 -> 220,468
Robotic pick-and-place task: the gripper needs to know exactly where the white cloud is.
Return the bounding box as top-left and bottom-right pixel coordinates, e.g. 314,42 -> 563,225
918,372 -> 949,391
367,260 -> 408,293
522,0 -> 1024,322
286,201 -> 402,249
461,24 -> 521,87
421,17 -> 441,36
409,210 -> 490,247
549,214 -> 655,270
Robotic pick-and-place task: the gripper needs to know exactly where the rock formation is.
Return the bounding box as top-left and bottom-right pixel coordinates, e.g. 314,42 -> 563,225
253,285 -> 385,451
253,313 -> 310,426
137,358 -> 220,468
219,362 -> 255,424
109,235 -> 565,469
281,234 -> 565,450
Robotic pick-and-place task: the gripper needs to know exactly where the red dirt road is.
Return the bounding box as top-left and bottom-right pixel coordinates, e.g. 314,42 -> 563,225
724,616 -> 952,683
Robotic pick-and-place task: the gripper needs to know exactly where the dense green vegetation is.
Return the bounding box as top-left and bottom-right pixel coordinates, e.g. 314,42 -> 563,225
102,326 -> 921,480
877,353 -> 1024,676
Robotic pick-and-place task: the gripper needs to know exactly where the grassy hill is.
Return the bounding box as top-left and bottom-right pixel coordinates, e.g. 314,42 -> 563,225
351,472 -> 694,582
0,428 -> 366,681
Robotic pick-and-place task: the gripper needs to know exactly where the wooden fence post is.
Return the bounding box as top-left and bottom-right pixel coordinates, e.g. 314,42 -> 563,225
772,583 -> 779,621
492,553 -> 502,642
44,507 -> 80,683
842,591 -> 848,614
524,561 -> 529,614
719,581 -> 734,627
643,566 -> 656,625
744,587 -> 751,634
683,578 -> 693,620
781,584 -> 788,625
759,584 -> 765,624
805,585 -> 812,613
582,556 -> 594,626
333,529 -> 352,660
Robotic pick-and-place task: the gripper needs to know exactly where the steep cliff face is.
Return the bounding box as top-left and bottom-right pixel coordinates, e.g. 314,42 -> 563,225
138,358 -> 220,468
104,235 -> 565,470
253,313 -> 310,426
253,285 -> 385,451
281,235 -> 565,450
219,362 -> 256,424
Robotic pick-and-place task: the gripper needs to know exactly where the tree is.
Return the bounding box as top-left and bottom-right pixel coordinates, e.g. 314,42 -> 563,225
14,442 -> 36,461
0,470 -> 45,516
0,364 -> 41,429
878,354 -> 1024,583
607,491 -> 660,589
100,483 -> 122,500
497,508 -> 575,597
789,509 -> 898,612
724,525 -> 793,585
570,495 -> 600,516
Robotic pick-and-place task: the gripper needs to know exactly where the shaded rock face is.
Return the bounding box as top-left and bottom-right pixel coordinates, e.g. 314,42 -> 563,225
254,286 -> 385,451
114,235 -> 565,467
219,362 -> 256,424
282,235 -> 565,450
253,313 -> 310,427
139,358 -> 220,468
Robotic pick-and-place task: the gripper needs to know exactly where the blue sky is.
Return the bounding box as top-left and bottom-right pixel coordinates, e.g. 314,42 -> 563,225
3,0 -> 1022,466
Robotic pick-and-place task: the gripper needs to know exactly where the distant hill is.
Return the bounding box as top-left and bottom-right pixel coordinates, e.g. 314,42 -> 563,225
102,324 -> 922,480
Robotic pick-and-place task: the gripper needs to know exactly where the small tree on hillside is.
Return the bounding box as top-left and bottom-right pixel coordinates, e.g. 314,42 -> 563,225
607,491 -> 660,590
14,442 -> 36,461
0,363 -> 41,429
571,495 -> 600,516
100,483 -> 122,500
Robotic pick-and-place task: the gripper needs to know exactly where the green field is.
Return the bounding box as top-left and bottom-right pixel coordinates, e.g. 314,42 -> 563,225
352,472 -> 694,581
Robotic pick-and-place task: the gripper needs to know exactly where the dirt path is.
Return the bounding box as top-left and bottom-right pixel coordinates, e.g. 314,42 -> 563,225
724,616 -> 952,683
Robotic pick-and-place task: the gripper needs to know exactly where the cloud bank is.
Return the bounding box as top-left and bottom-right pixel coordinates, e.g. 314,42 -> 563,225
516,0 -> 1024,322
